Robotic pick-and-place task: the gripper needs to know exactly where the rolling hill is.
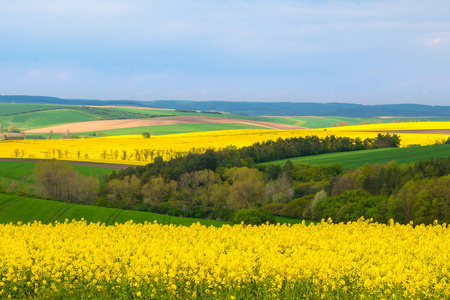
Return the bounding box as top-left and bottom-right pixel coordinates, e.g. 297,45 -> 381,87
2,95 -> 450,117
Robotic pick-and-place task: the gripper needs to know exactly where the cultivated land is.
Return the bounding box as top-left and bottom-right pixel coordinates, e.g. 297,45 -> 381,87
23,116 -> 305,134
2,123 -> 449,165
260,144 -> 450,169
0,193 -> 303,226
2,102 -> 450,299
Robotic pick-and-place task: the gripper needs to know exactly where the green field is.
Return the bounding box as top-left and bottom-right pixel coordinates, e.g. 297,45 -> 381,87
2,104 -> 450,133
79,123 -> 266,137
0,193 -> 228,226
260,144 -> 450,169
0,161 -> 114,193
0,109 -> 103,130
0,193 -> 302,226
0,103 -> 70,116
259,116 -> 450,128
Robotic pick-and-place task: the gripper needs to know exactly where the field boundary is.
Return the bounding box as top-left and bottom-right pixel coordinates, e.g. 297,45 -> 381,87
0,158 -> 135,169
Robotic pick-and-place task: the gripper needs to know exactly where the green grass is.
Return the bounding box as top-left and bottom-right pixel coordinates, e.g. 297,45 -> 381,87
79,123 -> 266,137
0,193 -> 230,226
0,103 -> 69,116
260,144 -> 450,169
259,116 -> 450,128
0,161 -> 114,193
0,193 -> 309,227
0,109 -> 103,130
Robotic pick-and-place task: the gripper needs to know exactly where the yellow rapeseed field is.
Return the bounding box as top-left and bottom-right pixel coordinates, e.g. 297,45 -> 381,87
1,124 -> 448,165
0,219 -> 449,299
325,121 -> 450,132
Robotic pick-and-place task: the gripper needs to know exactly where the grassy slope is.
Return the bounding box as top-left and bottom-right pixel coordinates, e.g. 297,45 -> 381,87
0,194 -> 226,226
0,109 -> 102,130
0,193 -> 301,226
0,161 -> 114,193
260,144 -> 450,169
0,103 -> 69,116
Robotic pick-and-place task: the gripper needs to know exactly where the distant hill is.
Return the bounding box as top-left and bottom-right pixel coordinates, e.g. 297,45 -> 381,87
1,95 -> 450,117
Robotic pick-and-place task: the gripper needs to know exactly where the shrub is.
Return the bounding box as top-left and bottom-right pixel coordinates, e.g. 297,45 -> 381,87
232,208 -> 275,225
282,194 -> 314,219
262,203 -> 286,216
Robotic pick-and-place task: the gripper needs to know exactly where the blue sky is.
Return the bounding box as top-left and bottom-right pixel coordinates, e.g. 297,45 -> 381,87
1,0 -> 449,105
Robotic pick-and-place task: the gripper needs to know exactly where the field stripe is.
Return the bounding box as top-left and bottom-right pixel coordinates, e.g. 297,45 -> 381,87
0,158 -> 133,169
106,209 -> 123,225
0,195 -> 19,212
46,205 -> 73,224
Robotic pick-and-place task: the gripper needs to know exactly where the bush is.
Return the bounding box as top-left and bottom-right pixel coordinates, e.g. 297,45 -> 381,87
25,135 -> 46,139
232,208 -> 275,225
262,203 -> 286,216
282,194 -> 314,219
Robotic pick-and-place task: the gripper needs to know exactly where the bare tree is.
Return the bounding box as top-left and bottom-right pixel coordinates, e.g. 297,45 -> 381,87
33,160 -> 99,203
266,172 -> 294,203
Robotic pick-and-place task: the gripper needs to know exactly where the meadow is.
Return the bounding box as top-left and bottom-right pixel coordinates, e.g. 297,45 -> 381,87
0,109 -> 103,130
1,219 -> 449,299
0,103 -> 69,116
261,144 -> 450,169
0,194 -> 228,226
0,193 -> 305,226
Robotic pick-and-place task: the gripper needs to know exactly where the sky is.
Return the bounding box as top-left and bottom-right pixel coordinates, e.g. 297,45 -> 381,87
1,0 -> 449,105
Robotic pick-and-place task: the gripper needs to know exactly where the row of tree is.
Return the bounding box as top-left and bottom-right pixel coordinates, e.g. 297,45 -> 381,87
0,124 -> 20,133
31,154 -> 450,224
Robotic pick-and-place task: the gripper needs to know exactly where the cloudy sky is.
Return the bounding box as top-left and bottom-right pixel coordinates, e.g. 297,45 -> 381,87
1,0 -> 449,105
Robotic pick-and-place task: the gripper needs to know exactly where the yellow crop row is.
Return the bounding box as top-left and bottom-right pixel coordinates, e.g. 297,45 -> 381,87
0,219 -> 449,299
0,127 -> 448,165
324,121 -> 450,132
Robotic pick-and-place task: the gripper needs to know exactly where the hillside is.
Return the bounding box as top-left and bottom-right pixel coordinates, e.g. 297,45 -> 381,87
2,95 -> 450,117
260,144 -> 450,169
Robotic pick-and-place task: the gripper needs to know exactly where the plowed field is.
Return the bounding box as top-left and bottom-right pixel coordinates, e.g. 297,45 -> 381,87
24,116 -> 305,134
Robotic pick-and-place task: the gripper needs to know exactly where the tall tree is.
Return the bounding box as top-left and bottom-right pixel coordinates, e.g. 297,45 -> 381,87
224,167 -> 266,210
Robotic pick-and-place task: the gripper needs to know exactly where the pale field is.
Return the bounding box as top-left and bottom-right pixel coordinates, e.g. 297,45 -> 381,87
1,125 -> 449,165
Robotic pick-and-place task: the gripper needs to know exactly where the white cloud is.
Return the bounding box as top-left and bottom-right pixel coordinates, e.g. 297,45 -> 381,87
427,38 -> 445,46
24,69 -> 76,82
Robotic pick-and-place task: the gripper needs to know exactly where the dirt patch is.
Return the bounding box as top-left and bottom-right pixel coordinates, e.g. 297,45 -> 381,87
23,116 -> 306,134
0,158 -> 135,169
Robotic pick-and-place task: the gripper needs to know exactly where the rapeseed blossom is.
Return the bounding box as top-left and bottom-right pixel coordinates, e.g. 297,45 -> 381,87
0,123 -> 448,165
0,219 -> 449,299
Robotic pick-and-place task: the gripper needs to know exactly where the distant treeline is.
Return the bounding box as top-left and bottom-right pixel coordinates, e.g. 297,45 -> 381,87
2,95 -> 450,117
